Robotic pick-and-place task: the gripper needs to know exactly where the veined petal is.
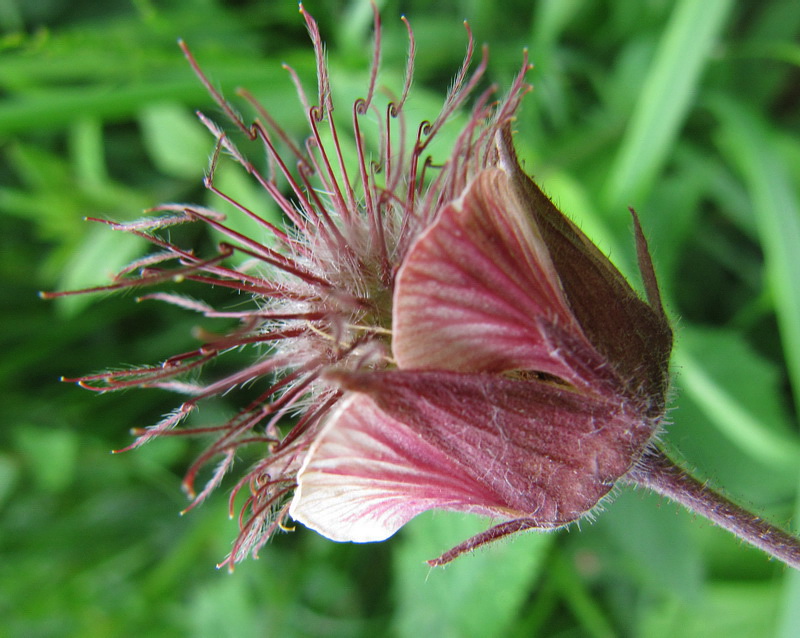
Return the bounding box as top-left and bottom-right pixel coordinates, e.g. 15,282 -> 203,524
393,168 -> 598,387
291,370 -> 653,544
290,394 -> 514,542
495,128 -> 673,408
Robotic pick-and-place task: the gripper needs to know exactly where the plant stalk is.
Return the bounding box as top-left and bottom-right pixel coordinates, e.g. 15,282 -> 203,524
625,448 -> 800,571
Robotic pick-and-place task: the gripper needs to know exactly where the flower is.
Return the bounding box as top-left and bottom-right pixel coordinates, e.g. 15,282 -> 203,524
289,125 -> 674,565
45,4 -> 800,571
45,5 -> 533,567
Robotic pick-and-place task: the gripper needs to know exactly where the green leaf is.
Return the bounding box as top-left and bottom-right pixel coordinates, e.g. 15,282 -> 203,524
393,512 -> 551,638
640,581 -> 781,638
710,97 -> 800,411
13,426 -> 79,493
673,325 -> 800,470
0,454 -> 20,509
604,0 -> 733,209
55,225 -> 146,316
138,103 -> 210,179
596,487 -> 704,601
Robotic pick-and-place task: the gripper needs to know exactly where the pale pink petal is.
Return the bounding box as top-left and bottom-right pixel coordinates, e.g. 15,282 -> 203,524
291,370 -> 653,543
290,394 -> 515,542
494,128 -> 672,408
337,370 -> 654,513
393,168 -> 597,385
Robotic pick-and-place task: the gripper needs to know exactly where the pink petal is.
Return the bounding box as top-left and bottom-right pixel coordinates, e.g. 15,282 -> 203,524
291,370 -> 653,543
494,128 -> 673,409
289,394 -> 514,543
393,168 -> 599,387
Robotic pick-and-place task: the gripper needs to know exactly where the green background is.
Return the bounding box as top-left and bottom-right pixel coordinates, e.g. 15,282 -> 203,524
2,0 -> 799,636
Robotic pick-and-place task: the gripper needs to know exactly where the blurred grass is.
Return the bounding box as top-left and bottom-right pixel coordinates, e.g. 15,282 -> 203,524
1,0 -> 799,636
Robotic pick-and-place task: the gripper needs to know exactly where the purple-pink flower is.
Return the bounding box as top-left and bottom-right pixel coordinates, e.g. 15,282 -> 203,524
45,5 -> 800,571
289,126 -> 673,562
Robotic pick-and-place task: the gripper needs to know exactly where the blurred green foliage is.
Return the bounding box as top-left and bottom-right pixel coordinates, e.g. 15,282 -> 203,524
2,0 -> 799,636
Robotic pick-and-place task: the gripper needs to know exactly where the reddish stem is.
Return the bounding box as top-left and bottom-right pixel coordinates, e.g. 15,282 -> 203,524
625,449 -> 800,571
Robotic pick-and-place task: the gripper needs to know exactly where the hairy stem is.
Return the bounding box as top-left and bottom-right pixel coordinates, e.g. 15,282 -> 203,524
624,448 -> 800,571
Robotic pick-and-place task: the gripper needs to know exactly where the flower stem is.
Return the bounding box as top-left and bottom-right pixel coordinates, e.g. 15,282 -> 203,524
625,448 -> 800,571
